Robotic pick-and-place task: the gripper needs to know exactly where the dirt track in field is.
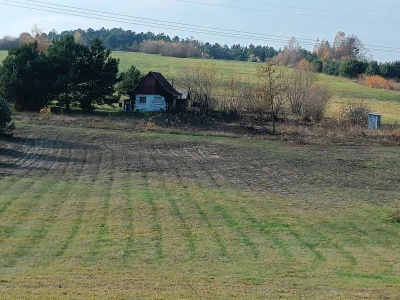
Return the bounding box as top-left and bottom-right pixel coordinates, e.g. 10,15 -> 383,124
0,125 -> 399,200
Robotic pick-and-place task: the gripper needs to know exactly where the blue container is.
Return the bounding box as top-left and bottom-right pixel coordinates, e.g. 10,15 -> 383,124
124,104 -> 130,112
368,113 -> 381,129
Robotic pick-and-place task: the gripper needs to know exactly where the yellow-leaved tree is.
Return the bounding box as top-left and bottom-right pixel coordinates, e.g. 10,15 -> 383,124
257,63 -> 286,134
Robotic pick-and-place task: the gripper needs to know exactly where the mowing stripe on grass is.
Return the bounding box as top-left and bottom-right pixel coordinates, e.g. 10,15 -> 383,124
167,145 -> 228,258
321,219 -> 397,275
87,146 -> 114,260
285,225 -> 326,271
0,138 -> 48,218
53,189 -> 90,258
151,144 -> 196,261
138,144 -> 163,260
53,147 -> 92,259
54,188 -> 91,259
122,174 -> 136,259
0,140 -> 67,268
238,206 -> 293,263
142,172 -> 163,260
310,223 -> 358,268
182,148 -> 261,259
0,135 -> 35,193
0,180 -> 64,269
213,203 -> 259,258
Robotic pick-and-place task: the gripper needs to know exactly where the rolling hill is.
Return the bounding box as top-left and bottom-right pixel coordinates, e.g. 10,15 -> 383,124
1,50 -> 400,122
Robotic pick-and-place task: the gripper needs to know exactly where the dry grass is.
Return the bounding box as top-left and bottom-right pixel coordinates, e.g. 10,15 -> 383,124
358,75 -> 400,91
14,112 -> 400,147
327,96 -> 400,124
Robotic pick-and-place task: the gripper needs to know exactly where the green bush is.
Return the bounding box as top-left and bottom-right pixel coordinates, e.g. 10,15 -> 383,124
323,60 -> 340,76
0,98 -> 15,137
310,59 -> 323,73
392,210 -> 400,223
0,42 -> 50,110
117,65 -> 143,110
339,59 -> 368,78
365,61 -> 381,76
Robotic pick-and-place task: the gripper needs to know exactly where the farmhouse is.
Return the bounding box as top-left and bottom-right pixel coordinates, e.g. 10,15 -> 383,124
131,71 -> 189,112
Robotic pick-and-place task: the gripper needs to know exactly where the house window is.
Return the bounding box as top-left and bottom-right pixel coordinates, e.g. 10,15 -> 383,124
139,97 -> 146,104
154,97 -> 163,106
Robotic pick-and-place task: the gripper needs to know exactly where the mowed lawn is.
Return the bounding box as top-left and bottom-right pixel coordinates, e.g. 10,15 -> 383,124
1,50 -> 400,122
0,122 -> 399,299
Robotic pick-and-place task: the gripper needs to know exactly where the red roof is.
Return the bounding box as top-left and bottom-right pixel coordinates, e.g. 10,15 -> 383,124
148,72 -> 181,97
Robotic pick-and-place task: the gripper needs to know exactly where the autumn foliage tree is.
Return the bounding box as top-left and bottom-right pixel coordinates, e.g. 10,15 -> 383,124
313,32 -> 371,61
257,63 -> 285,134
18,25 -> 51,53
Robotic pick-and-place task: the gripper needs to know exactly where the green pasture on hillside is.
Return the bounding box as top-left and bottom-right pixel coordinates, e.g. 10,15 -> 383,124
1,50 -> 400,122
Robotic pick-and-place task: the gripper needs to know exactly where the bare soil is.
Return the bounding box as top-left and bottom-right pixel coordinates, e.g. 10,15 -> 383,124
1,125 -> 399,205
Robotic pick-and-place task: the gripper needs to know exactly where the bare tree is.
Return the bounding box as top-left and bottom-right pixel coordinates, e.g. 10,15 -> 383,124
257,63 -> 285,134
345,34 -> 371,61
285,69 -> 316,115
19,24 -> 51,52
19,32 -> 33,44
182,64 -> 217,115
286,36 -> 300,52
331,32 -> 371,61
303,84 -> 331,122
139,40 -> 165,54
220,74 -> 241,118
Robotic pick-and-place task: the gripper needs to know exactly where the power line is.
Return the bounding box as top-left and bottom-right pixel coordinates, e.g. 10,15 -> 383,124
0,1 -> 319,46
4,0 -> 400,53
176,0 -> 400,25
225,0 -> 400,20
1,0 -> 400,55
3,0 -> 319,44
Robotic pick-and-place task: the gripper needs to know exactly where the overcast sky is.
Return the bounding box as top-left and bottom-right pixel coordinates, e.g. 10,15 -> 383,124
0,0 -> 399,61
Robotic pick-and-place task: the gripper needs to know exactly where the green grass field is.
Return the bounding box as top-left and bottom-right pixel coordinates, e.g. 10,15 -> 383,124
113,52 -> 400,123
2,50 -> 400,123
0,117 -> 399,298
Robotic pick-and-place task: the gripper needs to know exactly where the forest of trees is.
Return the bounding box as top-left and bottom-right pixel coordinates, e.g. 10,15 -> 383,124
1,27 -> 400,81
0,27 -> 278,62
0,36 -> 121,112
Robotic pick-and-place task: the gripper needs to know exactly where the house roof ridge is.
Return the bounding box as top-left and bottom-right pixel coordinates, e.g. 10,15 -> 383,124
148,71 -> 182,97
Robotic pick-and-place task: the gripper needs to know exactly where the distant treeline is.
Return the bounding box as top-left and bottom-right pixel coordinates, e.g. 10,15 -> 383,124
1,27 -> 278,62
1,28 -> 400,81
52,28 -> 279,61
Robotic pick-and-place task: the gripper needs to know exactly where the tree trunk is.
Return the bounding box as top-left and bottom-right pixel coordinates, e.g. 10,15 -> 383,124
272,112 -> 276,135
271,94 -> 276,135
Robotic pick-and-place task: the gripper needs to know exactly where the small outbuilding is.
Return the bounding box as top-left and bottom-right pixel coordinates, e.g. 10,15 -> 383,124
368,113 -> 382,129
177,90 -> 191,109
130,72 -> 189,112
